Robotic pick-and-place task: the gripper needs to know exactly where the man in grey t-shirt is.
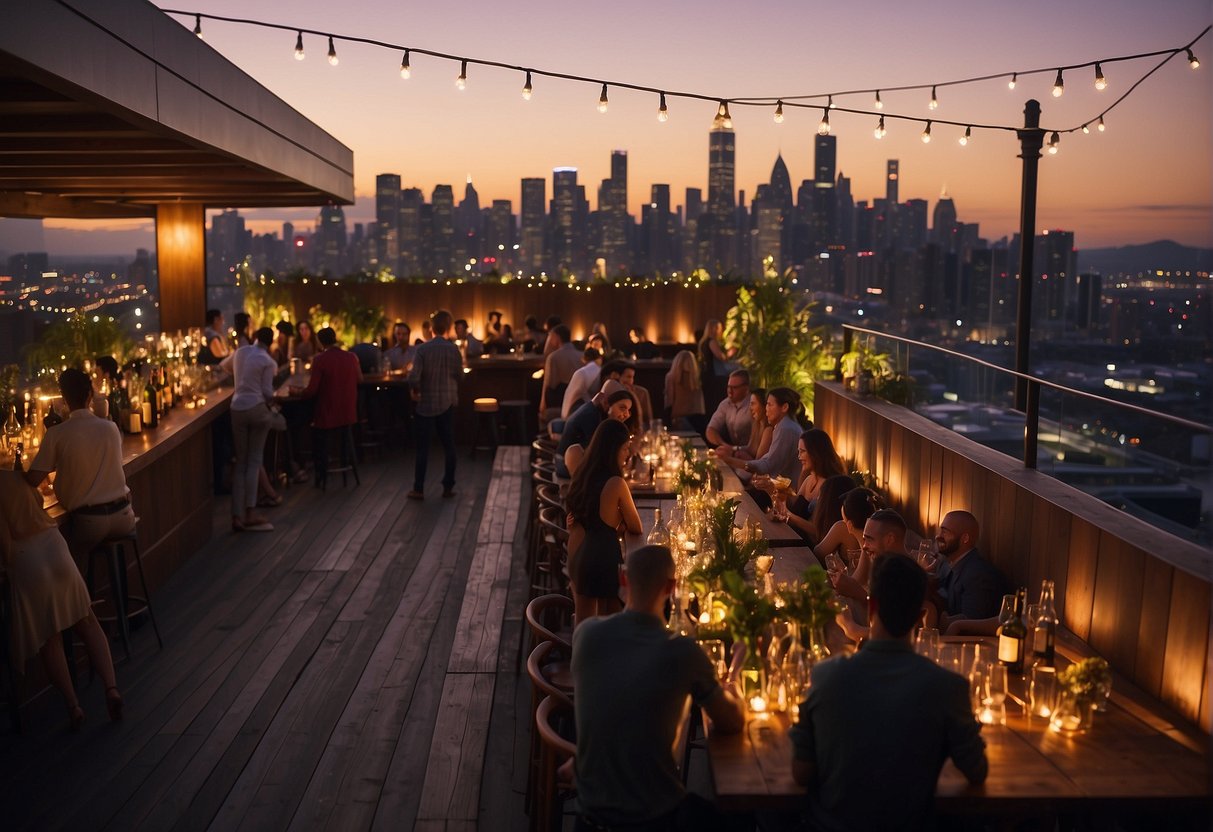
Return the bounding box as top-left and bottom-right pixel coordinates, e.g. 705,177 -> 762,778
572,545 -> 745,829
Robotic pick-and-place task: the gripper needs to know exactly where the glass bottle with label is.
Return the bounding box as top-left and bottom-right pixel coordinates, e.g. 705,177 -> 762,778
996,592 -> 1027,674
1032,579 -> 1058,667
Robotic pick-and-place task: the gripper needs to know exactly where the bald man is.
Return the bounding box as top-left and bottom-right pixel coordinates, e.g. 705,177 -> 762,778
933,510 -> 1007,631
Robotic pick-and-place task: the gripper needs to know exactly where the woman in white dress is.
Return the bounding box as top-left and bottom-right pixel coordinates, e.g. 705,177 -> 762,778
0,471 -> 122,729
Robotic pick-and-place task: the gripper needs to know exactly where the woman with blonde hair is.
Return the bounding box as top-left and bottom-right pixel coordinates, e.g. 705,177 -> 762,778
663,350 -> 706,432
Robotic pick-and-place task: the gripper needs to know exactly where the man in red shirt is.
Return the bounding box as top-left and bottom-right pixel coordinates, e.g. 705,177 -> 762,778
294,327 -> 362,487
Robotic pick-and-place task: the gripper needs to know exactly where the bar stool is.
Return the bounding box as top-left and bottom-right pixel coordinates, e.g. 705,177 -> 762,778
86,527 -> 163,661
497,399 -> 531,445
318,425 -> 360,489
471,397 -> 500,457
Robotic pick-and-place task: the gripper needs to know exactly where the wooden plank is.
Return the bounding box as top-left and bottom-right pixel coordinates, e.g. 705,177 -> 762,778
1063,516 -> 1099,641
1089,535 -> 1145,673
1135,556 -> 1174,699
1161,570 -> 1211,725
448,542 -> 515,673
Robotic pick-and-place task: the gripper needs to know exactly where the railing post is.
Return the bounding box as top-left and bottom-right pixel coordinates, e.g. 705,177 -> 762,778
1024,378 -> 1040,469
1014,100 -> 1044,415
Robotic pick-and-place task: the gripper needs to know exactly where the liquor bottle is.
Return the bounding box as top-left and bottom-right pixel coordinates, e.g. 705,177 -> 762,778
646,508 -> 670,548
996,592 -> 1027,674
1032,579 -> 1058,667
145,369 -> 159,428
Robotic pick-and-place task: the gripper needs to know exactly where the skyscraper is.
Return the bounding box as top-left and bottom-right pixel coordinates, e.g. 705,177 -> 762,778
815,135 -> 837,185
708,113 -> 735,217
520,177 -> 546,275
430,184 -> 455,275
552,167 -> 581,274
375,173 -> 402,270
399,188 -> 423,276
932,188 -> 958,252
315,205 -> 347,276
885,160 -> 899,204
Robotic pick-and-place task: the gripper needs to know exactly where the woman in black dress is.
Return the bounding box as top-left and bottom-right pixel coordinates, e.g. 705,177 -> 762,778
564,419 -> 642,626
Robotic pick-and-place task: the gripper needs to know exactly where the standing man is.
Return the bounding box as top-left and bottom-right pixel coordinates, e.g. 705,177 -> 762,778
453,319 -> 484,358
26,368 -> 136,560
385,322 -> 416,372
539,324 -> 581,427
704,369 -> 752,450
791,554 -> 987,830
293,327 -> 362,488
408,309 -> 461,500
573,544 -> 745,829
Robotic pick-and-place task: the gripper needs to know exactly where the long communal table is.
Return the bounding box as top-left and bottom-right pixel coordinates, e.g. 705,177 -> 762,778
705,636 -> 1211,817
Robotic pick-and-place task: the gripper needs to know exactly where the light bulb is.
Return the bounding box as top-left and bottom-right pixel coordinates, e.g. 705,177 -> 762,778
717,100 -> 732,128
1094,62 -> 1106,90
929,85 -> 938,110
399,50 -> 411,79
773,100 -> 784,123
817,109 -> 830,135
959,125 -> 971,146
1008,72 -> 1017,90
1097,115 -> 1106,132
658,92 -> 668,122
1082,123 -> 1090,134
598,83 -> 609,113
874,115 -> 886,139
294,31 -> 305,61
522,71 -> 532,100
456,60 -> 467,90
874,89 -> 883,109
1048,131 -> 1060,154
921,121 -> 932,143
1187,48 -> 1200,69
827,94 -> 835,109
193,14 -> 202,37
327,36 -> 338,66
1052,69 -> 1064,97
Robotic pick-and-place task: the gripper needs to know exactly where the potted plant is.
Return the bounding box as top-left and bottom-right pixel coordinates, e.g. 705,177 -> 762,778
1051,657 -> 1111,733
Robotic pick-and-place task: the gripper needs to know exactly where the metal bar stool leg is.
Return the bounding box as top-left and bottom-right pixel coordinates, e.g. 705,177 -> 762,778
127,535 -> 162,649
106,543 -> 132,661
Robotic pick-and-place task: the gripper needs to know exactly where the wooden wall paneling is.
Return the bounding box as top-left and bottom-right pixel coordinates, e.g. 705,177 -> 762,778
1135,555 -> 1175,698
1006,485 -> 1036,588
1088,535 -> 1145,673
1200,643 -> 1211,733
900,432 -> 922,532
1063,517 -> 1099,641
1161,570 -> 1211,725
1042,499 -> 1073,614
157,202 -> 206,333
887,421 -> 906,510
985,476 -> 1018,584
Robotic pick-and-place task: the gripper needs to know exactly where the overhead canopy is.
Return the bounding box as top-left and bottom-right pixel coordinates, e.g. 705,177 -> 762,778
0,0 -> 355,219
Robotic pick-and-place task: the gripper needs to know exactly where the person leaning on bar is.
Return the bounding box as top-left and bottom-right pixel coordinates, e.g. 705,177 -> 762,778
791,554 -> 988,831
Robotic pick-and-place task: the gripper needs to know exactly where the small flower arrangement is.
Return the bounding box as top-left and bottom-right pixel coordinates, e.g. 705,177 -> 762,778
718,569 -> 776,647
1057,657 -> 1111,699
675,440 -> 712,495
776,566 -> 840,633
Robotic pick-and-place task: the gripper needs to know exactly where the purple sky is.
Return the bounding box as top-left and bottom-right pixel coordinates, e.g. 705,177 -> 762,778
7,0 -> 1212,255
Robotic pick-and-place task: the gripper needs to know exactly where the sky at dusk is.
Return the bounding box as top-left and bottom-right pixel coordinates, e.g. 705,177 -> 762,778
10,0 -> 1213,255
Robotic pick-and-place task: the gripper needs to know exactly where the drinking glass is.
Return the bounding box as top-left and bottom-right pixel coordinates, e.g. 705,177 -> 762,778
1029,665 -> 1058,718
917,540 -> 938,573
844,548 -> 862,571
824,553 -> 845,581
986,664 -> 1008,706
962,642 -> 992,678
915,627 -> 940,661
967,664 -> 988,716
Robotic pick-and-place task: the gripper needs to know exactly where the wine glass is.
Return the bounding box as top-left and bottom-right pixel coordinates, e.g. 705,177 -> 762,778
986,664 -> 1008,707
915,627 -> 940,660
917,540 -> 939,573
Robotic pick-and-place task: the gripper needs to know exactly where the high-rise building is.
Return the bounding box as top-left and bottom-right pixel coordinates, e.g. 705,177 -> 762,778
708,113 -> 736,216
644,183 -> 674,276
457,176 -> 482,265
815,135 -> 837,185
885,160 -> 899,204
430,184 -> 455,275
552,167 -> 581,275
399,188 -> 423,276
520,177 -> 546,275
375,173 -> 402,270
315,205 -> 347,276
932,188 -> 958,252
487,200 -> 514,271
598,150 -> 629,277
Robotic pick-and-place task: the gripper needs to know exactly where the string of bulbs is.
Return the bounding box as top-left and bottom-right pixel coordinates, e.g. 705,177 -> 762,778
169,10 -> 1207,154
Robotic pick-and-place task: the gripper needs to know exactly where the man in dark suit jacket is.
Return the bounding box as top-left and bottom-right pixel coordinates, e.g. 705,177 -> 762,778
933,510 -> 1006,631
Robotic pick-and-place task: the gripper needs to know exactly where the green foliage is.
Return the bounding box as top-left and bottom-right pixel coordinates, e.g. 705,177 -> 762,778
725,264 -> 824,410
675,440 -> 713,495
23,312 -> 136,376
688,498 -> 768,595
718,570 -> 777,645
240,278 -> 295,330
333,294 -> 388,346
0,364 -> 20,413
777,566 -> 841,631
1057,657 -> 1111,698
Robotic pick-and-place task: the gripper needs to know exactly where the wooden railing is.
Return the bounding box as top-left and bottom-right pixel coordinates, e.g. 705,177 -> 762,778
815,381 -> 1211,733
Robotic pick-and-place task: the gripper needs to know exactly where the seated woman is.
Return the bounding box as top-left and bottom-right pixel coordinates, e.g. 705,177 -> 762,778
564,420 -> 642,625
662,350 -> 706,434
0,471 -> 122,730
721,388 -> 771,462
779,428 -> 847,519
826,488 -> 885,603
719,387 -> 804,494
558,385 -> 636,479
292,320 -> 321,364
778,472 -> 855,547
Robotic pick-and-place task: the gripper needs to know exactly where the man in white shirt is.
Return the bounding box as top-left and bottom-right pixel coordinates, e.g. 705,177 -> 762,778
26,368 -> 136,560
705,369 -> 752,449
454,319 -> 484,358
561,347 -> 603,419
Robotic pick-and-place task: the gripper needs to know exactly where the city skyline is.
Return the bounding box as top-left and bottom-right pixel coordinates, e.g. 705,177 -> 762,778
2,0 -> 1210,255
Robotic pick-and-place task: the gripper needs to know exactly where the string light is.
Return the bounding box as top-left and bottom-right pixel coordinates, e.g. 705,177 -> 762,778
455,59 -> 468,89
522,70 -> 533,100
327,36 -> 338,66
928,85 -> 938,109
874,114 -> 886,139
1052,68 -> 1064,97
921,120 -> 932,143
1097,115 -> 1106,131
293,31 -> 305,60
658,92 -> 668,122
773,100 -> 784,123
874,90 -> 883,109
193,14 -> 202,37
1008,72 -> 1017,90
1094,62 -> 1107,90
1082,122 -> 1090,134
1187,48 -> 1201,68
400,50 -> 411,79
598,83 -> 609,113
817,109 -> 830,135
827,94 -> 835,109
1048,131 -> 1060,154
717,100 -> 732,127
959,125 -> 971,146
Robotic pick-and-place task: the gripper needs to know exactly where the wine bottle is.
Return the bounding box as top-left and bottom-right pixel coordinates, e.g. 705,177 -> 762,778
1032,579 -> 1058,667
146,370 -> 160,428
996,592 -> 1027,674
646,507 -> 670,547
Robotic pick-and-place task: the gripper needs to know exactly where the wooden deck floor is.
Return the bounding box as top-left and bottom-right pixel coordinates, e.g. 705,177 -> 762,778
0,448 -> 534,831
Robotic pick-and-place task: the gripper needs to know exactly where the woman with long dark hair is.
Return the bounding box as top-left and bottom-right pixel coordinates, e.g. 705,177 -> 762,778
565,419 -> 642,624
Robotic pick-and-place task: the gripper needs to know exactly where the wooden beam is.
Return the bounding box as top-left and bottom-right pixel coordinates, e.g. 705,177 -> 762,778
0,191 -> 151,218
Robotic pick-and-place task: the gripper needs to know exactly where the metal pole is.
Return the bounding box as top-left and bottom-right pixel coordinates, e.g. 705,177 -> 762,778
1024,378 -> 1040,468
1014,100 -> 1044,414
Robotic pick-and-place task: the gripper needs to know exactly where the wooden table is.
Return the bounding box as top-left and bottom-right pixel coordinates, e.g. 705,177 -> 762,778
626,496 -> 804,554
706,639 -> 1211,816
